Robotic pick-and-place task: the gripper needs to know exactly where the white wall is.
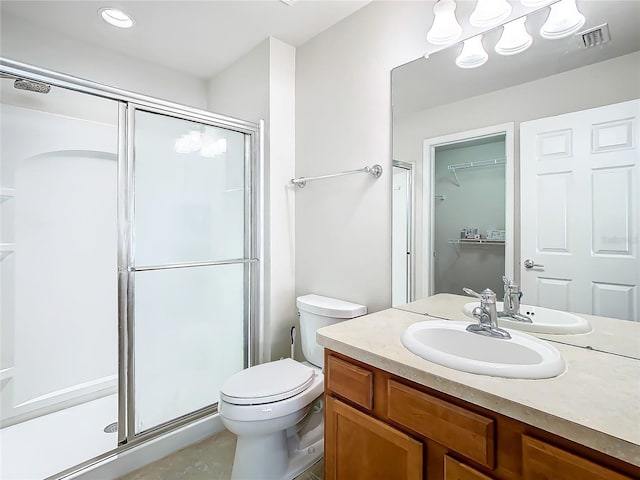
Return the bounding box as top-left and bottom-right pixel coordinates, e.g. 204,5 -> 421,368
295,1 -> 427,313
1,105 -> 118,425
208,37 -> 296,362
0,13 -> 208,110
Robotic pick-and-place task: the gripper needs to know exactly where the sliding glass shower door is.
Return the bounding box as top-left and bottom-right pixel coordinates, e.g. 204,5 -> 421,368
125,106 -> 258,437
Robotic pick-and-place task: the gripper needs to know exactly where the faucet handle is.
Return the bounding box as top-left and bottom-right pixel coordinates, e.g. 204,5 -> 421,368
463,287 -> 482,298
463,288 -> 496,304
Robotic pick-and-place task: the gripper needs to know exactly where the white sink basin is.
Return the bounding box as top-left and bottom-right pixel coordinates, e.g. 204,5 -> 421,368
401,320 -> 566,379
463,302 -> 592,335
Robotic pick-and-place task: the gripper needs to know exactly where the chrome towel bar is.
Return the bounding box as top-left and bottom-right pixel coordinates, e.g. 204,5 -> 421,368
291,164 -> 383,188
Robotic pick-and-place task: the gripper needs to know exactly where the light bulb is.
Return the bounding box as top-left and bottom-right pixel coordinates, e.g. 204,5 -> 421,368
495,17 -> 533,55
456,35 -> 488,69
540,0 -> 586,39
426,0 -> 463,46
470,0 -> 512,29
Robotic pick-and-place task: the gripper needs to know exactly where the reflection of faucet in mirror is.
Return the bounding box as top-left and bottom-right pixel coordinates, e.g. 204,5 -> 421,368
499,276 -> 532,324
463,287 -> 511,340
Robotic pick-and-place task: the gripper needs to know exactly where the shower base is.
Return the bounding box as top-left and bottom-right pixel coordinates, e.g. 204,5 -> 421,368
0,394 -> 118,479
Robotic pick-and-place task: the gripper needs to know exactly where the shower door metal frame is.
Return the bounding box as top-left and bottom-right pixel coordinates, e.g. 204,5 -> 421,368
0,57 -> 264,479
121,103 -> 261,444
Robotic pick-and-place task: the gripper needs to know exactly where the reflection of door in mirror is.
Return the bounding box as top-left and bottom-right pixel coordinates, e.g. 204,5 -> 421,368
392,161 -> 414,307
521,99 -> 639,321
421,124 -> 515,299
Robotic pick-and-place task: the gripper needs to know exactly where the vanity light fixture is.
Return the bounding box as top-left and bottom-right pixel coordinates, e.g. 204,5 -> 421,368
469,0 -> 512,29
495,17 -> 533,55
426,0 -> 463,46
98,7 -> 134,28
539,0 -> 585,39
456,35 -> 488,69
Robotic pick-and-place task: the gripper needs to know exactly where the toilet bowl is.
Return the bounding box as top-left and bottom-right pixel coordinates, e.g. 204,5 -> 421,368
219,294 -> 366,480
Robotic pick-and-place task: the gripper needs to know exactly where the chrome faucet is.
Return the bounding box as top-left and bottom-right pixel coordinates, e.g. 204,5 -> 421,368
499,277 -> 532,323
463,288 -> 511,339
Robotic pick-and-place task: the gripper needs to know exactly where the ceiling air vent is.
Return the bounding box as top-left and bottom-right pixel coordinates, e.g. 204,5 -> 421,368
576,23 -> 611,48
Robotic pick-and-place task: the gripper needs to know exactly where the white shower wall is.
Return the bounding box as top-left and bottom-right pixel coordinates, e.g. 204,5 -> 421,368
0,104 -> 118,425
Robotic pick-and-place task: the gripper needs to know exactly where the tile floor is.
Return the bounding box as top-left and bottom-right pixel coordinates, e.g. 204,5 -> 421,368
118,429 -> 323,480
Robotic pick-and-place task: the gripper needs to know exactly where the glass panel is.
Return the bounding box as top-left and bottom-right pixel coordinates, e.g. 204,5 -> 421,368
133,264 -> 245,433
134,110 -> 246,266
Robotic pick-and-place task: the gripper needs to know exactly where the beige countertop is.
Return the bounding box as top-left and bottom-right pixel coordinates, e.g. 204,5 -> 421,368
317,295 -> 640,467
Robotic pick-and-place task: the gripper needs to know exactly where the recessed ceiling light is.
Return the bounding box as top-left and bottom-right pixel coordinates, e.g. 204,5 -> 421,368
99,8 -> 134,28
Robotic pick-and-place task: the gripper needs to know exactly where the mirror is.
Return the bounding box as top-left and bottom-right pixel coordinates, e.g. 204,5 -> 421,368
391,0 -> 640,357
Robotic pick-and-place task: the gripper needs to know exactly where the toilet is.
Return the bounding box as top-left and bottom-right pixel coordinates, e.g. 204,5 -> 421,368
219,294 -> 367,480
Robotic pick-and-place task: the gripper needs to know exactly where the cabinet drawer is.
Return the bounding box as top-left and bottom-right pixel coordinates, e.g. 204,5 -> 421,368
522,435 -> 633,480
387,380 -> 495,468
444,455 -> 493,480
326,355 -> 373,410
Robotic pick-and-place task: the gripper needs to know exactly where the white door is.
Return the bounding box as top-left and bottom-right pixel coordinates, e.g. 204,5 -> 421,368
520,99 -> 640,321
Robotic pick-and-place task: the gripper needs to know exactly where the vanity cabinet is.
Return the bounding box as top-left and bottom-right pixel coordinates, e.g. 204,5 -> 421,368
324,350 -> 639,480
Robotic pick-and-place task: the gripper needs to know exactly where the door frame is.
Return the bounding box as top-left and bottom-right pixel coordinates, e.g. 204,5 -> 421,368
422,123 -> 515,297
392,160 -> 415,305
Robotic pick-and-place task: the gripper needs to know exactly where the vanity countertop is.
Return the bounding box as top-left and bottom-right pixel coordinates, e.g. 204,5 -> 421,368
316,294 -> 640,467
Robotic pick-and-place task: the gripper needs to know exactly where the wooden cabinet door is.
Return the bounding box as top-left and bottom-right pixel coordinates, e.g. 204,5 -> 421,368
325,395 -> 423,480
522,435 -> 633,480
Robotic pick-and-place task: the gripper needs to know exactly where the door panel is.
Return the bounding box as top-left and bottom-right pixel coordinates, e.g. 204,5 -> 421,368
129,107 -> 252,436
520,100 -> 639,320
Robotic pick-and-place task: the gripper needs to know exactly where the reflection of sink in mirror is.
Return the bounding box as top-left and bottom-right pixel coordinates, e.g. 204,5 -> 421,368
401,320 -> 565,379
463,302 -> 592,335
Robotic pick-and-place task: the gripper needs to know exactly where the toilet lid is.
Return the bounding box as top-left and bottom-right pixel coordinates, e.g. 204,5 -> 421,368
220,358 -> 316,405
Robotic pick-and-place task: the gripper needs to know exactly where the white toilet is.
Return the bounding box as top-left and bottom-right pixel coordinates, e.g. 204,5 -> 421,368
219,294 -> 367,480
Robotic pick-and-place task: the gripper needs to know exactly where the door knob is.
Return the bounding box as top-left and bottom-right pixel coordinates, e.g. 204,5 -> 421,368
523,259 -> 544,269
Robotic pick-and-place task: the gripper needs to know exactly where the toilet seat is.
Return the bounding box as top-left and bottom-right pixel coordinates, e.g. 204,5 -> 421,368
220,358 -> 316,406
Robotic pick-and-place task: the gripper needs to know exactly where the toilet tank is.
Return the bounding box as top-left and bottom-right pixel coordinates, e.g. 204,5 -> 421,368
296,294 -> 367,369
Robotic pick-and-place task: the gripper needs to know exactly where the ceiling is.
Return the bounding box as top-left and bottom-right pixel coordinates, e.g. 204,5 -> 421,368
0,0 -> 370,79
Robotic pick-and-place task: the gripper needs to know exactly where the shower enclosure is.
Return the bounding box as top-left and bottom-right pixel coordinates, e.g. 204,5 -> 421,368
0,59 -> 262,479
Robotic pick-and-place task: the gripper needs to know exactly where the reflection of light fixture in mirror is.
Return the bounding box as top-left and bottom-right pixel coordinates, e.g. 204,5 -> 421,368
540,0 -> 585,39
426,0 -> 462,46
175,130 -> 227,157
98,8 -> 135,28
495,17 -> 533,55
470,0 -> 512,29
456,35 -> 488,69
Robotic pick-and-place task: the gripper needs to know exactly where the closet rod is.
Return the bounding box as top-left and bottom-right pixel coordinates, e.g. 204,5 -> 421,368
448,157 -> 505,187
291,164 -> 383,188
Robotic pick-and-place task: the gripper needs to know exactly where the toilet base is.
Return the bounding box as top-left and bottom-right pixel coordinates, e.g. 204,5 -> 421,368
230,406 -> 324,480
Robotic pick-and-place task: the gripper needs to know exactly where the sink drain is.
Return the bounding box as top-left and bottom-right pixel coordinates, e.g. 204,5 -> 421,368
104,422 -> 118,433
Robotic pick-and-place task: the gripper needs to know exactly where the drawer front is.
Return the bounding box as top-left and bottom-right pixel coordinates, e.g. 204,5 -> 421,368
444,455 -> 493,480
522,435 -> 633,480
387,380 -> 495,468
326,355 -> 373,410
